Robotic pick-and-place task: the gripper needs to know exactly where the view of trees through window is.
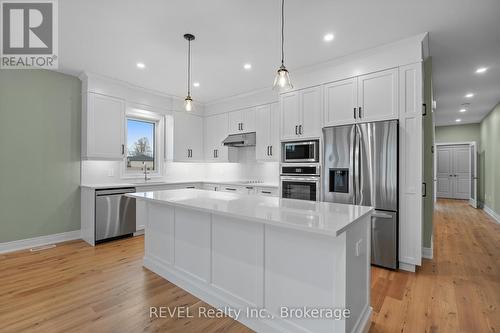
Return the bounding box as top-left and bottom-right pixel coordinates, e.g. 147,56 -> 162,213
127,118 -> 155,171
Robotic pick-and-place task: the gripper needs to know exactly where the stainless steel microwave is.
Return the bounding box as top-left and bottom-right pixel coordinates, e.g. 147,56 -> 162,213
282,140 -> 319,163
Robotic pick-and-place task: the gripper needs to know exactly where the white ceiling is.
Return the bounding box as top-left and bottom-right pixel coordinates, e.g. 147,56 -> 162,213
59,0 -> 500,125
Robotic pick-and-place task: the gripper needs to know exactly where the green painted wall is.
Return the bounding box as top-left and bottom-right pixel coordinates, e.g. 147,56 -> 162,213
479,102 -> 500,213
435,123 -> 481,144
0,70 -> 81,242
422,58 -> 434,249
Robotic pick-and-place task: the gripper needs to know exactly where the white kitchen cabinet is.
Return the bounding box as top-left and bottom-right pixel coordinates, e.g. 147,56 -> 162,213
256,103 -> 279,161
280,91 -> 300,140
173,112 -> 203,162
398,62 -> 423,271
255,187 -> 279,197
228,107 -> 256,134
358,68 -> 399,122
204,113 -> 228,162
280,86 -> 322,140
83,92 -> 125,159
324,78 -> 358,127
323,68 -> 398,127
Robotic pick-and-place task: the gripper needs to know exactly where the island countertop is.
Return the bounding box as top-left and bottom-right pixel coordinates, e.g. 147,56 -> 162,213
128,189 -> 373,237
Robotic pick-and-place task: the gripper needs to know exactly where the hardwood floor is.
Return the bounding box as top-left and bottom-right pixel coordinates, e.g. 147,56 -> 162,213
370,199 -> 500,333
0,199 -> 499,332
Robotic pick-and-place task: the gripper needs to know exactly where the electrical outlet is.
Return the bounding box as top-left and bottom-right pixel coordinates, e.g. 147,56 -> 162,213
107,168 -> 114,177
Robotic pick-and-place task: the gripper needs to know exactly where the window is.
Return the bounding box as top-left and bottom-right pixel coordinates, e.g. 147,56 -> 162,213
126,118 -> 156,172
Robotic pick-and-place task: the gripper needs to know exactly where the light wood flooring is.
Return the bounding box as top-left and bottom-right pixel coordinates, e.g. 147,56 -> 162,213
1,199 -> 499,332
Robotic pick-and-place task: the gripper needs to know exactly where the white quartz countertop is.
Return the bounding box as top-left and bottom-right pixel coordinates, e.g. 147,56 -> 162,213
128,189 -> 373,237
80,181 -> 279,189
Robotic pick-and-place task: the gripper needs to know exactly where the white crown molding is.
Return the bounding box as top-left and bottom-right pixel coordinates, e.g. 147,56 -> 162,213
483,205 -> 500,224
0,230 -> 81,254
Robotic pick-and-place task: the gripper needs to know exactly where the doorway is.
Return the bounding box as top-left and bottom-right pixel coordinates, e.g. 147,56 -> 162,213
435,142 -> 478,207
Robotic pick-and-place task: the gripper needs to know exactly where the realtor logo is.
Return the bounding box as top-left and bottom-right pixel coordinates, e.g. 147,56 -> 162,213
1,0 -> 58,68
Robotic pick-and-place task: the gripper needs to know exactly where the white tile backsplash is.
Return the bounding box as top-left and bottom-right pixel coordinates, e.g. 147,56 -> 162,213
81,160 -> 279,185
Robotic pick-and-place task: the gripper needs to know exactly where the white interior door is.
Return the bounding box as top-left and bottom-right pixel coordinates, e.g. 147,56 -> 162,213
436,147 -> 454,198
453,146 -> 471,200
469,142 -> 478,208
436,145 -> 471,200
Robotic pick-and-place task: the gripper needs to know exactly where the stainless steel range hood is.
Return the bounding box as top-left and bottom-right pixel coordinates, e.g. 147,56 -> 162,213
222,132 -> 256,147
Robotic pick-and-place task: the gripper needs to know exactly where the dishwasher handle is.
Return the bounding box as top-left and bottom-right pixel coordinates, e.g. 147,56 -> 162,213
95,187 -> 136,196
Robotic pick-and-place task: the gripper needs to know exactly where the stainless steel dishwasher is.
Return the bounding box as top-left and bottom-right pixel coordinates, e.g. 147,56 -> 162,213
95,187 -> 136,243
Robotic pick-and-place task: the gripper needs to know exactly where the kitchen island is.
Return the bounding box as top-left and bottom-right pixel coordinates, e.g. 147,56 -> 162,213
128,189 -> 373,333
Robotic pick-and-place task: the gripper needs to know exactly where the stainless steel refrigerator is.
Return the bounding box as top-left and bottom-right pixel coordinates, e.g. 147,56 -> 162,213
323,120 -> 398,269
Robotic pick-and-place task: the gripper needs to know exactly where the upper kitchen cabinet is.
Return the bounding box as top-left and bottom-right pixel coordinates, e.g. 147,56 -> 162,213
324,78 -> 358,127
228,107 -> 256,134
82,92 -> 125,160
280,86 -> 322,140
357,68 -> 399,122
173,112 -> 203,162
204,113 -> 228,161
255,103 -> 279,161
323,68 -> 399,127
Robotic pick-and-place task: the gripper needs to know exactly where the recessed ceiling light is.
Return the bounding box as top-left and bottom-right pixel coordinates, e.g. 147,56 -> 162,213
243,63 -> 252,70
323,33 -> 335,42
136,62 -> 145,69
465,93 -> 474,98
456,119 -> 462,122
459,108 -> 467,113
475,67 -> 488,74
193,82 -> 200,87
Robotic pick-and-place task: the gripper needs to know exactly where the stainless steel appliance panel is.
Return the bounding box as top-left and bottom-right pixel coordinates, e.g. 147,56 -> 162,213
323,125 -> 355,205
357,121 -> 398,211
281,176 -> 320,201
370,210 -> 398,269
283,140 -> 319,163
95,188 -> 136,242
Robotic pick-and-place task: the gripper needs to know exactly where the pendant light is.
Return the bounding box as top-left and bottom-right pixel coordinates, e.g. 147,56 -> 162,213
184,33 -> 195,112
273,0 -> 293,91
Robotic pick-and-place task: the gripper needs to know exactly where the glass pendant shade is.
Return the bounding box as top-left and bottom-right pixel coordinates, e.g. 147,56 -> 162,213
273,65 -> 293,91
184,95 -> 193,112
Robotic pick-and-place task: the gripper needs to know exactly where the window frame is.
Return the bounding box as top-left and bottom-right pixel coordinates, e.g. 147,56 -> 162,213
122,107 -> 164,179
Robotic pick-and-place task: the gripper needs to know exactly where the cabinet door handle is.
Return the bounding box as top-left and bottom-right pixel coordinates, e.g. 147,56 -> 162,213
299,125 -> 303,135
225,187 -> 237,191
267,146 -> 270,156
354,107 -> 357,119
241,122 -> 244,131
121,144 -> 125,155
216,149 -> 218,158
295,125 -> 298,135
270,146 -> 273,156
262,191 -> 272,194
358,107 -> 362,118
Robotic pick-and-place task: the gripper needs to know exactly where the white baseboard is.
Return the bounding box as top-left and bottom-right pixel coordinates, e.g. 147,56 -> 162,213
399,262 -> 416,272
483,205 -> 500,224
0,230 -> 81,254
133,226 -> 145,236
422,247 -> 433,259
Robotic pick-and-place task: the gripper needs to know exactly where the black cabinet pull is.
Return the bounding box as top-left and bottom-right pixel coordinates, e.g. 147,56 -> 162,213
121,144 -> 125,155
354,107 -> 357,119
422,183 -> 427,197
295,125 -> 298,135
270,146 -> 273,156
215,149 -> 218,158
186,186 -> 195,189
241,122 -> 244,131
225,188 -> 236,191
299,125 -> 303,135
267,146 -> 270,156
358,107 -> 362,119
262,191 -> 272,194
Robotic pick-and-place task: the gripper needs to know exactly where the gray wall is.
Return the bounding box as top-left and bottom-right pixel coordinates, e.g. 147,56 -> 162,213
422,58 -> 434,249
479,102 -> 500,213
0,70 -> 81,242
435,123 -> 481,144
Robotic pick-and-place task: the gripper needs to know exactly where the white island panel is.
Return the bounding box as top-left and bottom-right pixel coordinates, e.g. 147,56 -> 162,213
133,190 -> 373,333
212,215 -> 264,307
